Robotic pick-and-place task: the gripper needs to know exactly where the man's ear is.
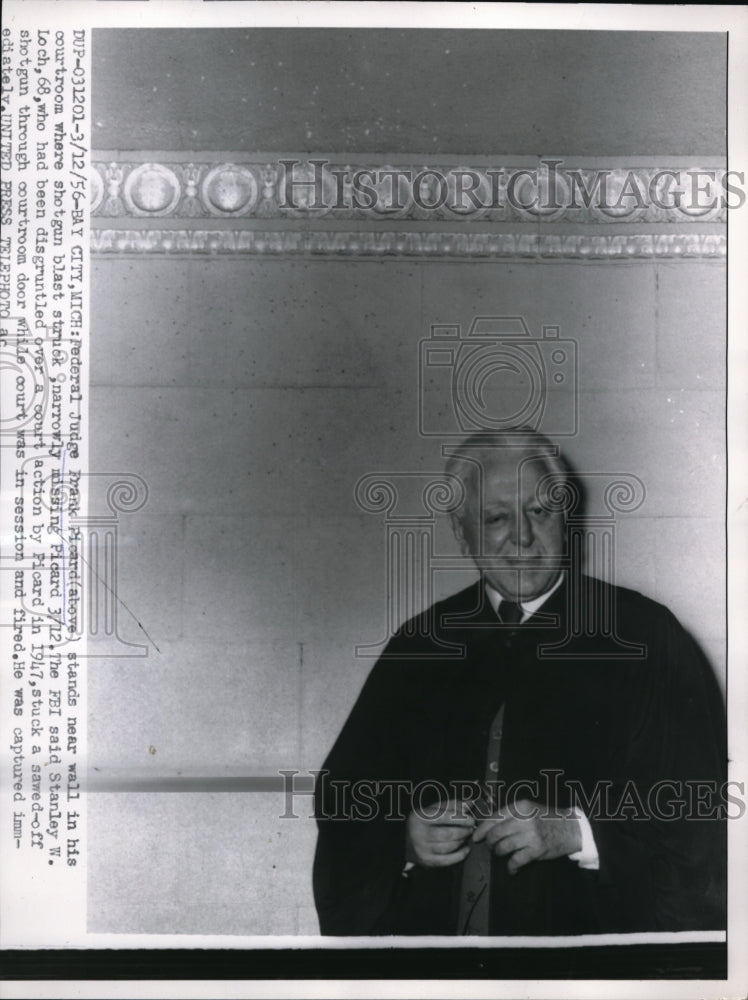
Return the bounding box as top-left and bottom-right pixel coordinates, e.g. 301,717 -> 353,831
450,512 -> 468,553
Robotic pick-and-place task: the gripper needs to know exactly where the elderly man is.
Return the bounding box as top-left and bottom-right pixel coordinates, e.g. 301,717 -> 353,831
313,429 -> 726,936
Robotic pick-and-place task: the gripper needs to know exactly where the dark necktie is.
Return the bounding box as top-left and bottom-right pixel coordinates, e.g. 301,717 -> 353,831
497,600 -> 523,624
457,599 -> 523,933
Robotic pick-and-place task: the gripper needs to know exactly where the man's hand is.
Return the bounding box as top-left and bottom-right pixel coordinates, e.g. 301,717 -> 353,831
406,798 -> 475,868
472,799 -> 582,875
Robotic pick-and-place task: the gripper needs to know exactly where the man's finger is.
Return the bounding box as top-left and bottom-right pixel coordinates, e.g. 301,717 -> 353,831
506,846 -> 535,875
430,824 -> 473,843
423,813 -> 475,828
424,845 -> 471,868
429,837 -> 471,854
472,815 -> 518,843
505,799 -> 541,821
471,818 -> 498,843
419,799 -> 476,824
483,817 -> 527,846
489,831 -> 525,855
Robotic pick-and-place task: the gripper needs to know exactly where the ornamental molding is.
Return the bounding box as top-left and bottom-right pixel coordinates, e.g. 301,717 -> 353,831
91,157 -> 729,225
90,230 -> 726,260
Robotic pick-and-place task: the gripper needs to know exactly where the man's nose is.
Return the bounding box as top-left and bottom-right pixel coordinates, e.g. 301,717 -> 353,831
510,511 -> 534,549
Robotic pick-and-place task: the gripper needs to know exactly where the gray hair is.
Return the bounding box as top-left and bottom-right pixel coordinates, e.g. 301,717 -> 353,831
443,427 -> 577,522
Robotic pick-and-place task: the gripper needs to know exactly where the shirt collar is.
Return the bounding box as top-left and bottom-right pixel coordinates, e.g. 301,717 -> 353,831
485,572 -> 564,622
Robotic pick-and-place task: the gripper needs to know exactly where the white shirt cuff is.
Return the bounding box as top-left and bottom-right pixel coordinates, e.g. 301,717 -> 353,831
568,808 -> 600,870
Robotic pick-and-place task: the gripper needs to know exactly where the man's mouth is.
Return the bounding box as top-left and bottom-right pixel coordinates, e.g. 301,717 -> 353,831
482,555 -> 554,568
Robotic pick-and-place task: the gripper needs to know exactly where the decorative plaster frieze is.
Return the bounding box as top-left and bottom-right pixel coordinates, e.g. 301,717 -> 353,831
90,229 -> 726,260
90,159 -> 730,225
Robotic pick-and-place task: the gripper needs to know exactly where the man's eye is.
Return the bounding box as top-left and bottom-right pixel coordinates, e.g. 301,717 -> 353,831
529,506 -> 548,517
486,514 -> 507,524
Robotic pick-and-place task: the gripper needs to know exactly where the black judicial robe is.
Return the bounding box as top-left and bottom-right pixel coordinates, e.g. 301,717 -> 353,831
313,577 -> 727,936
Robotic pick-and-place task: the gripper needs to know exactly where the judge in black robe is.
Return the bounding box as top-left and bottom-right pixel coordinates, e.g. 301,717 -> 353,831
313,434 -> 726,936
